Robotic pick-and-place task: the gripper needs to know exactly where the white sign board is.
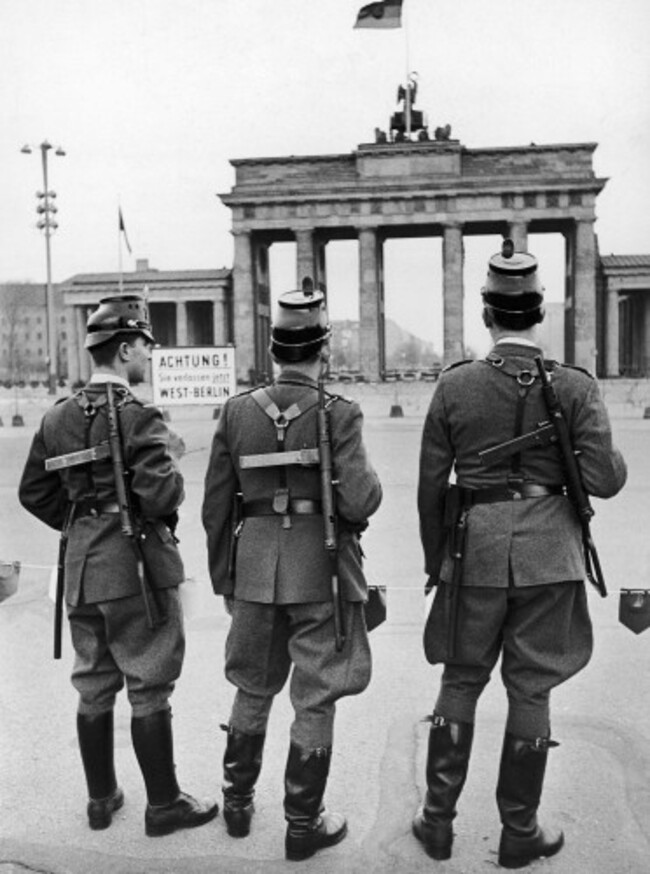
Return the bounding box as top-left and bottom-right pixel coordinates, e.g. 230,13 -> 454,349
151,346 -> 237,406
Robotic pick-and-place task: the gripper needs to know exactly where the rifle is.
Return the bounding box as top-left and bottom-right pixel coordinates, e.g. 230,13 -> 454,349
53,503 -> 75,659
534,356 -> 607,597
317,375 -> 345,652
227,491 -> 243,580
105,383 -> 164,627
443,485 -> 470,660
478,421 -> 556,467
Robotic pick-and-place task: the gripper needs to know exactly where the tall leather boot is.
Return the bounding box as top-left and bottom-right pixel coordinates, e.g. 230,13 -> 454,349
131,709 -> 218,837
77,711 -> 124,830
496,733 -> 564,869
284,743 -> 347,862
221,724 -> 265,837
412,714 -> 474,860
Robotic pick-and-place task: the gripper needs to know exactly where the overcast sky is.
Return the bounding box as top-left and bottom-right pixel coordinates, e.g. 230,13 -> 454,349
2,0 -> 649,354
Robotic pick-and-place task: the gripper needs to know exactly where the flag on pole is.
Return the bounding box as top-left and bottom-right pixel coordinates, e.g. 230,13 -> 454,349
118,207 -> 132,254
354,0 -> 403,29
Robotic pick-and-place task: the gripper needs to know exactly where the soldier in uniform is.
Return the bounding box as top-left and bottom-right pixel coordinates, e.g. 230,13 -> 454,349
18,296 -> 217,837
414,242 -> 627,868
202,284 -> 382,861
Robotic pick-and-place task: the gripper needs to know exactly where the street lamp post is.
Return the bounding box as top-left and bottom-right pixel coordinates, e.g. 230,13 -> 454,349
21,140 -> 66,395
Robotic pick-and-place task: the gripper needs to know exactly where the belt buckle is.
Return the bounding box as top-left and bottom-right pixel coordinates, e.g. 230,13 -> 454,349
272,488 -> 290,515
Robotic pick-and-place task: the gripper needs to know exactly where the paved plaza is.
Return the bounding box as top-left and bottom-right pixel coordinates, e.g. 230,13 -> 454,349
1,385 -> 649,873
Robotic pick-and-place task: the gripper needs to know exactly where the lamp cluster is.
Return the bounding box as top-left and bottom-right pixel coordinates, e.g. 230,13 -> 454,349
20,140 -> 66,395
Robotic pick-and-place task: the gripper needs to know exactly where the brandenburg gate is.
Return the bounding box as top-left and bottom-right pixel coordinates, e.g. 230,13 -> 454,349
220,139 -> 606,382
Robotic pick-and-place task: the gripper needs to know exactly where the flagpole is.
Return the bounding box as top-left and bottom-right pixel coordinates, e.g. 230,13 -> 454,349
118,212 -> 124,294
404,0 -> 411,138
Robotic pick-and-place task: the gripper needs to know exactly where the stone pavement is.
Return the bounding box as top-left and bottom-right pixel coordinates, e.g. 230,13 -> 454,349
1,386 -> 649,873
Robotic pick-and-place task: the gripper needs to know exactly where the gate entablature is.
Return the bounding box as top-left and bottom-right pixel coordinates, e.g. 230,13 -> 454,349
220,140 -> 606,382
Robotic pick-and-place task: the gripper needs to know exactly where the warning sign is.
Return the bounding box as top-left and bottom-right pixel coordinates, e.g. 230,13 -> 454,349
151,346 -> 237,406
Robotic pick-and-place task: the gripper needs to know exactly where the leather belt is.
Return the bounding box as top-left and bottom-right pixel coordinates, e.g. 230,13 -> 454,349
74,500 -> 121,517
465,484 -> 565,505
242,499 -> 322,517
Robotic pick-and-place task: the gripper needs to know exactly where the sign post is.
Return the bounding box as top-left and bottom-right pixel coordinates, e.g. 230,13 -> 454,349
151,346 -> 237,409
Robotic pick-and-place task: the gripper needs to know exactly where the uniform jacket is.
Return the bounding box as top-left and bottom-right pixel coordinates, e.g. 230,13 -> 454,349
418,342 -> 627,588
202,370 -> 382,603
19,383 -> 185,605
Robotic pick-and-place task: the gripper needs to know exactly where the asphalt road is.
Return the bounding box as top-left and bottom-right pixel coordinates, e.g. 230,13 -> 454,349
1,388 -> 649,873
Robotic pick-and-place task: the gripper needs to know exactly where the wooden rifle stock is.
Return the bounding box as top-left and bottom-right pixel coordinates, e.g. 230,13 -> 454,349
105,383 -> 163,627
534,356 -> 607,597
317,377 -> 345,651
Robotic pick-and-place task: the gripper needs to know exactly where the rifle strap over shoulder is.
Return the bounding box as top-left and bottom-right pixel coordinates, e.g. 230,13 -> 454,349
73,390 -> 102,500
482,355 -> 538,483
246,387 -> 320,528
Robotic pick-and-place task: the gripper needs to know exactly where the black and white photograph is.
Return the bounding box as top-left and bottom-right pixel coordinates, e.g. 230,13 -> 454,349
1,2 -> 649,872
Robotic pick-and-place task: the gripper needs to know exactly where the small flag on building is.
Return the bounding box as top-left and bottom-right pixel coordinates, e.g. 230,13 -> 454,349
118,207 -> 132,254
354,0 -> 403,29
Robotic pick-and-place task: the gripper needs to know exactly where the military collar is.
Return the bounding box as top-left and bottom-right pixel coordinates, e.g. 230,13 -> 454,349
495,336 -> 538,349
276,370 -> 319,389
89,372 -> 130,389
489,341 -> 543,359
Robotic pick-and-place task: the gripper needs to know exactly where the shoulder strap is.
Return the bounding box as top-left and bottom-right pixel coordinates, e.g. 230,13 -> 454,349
481,355 -> 538,483
251,387 -> 319,444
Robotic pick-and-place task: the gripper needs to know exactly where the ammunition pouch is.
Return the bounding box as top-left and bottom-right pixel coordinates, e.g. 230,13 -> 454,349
365,585 -> 387,632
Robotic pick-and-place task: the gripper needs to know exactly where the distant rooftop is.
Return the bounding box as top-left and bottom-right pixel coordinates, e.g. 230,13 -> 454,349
0,282 -> 49,307
600,255 -> 650,270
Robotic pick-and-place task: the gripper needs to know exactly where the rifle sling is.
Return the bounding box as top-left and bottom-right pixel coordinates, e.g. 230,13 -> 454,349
246,387 -> 320,527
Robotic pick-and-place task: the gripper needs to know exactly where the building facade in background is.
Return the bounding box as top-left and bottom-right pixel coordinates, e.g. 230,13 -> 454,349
0,283 -> 68,384
60,259 -> 233,385
598,255 -> 650,377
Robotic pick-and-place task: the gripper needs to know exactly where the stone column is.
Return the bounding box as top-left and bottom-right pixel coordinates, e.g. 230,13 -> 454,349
443,225 -> 464,365
295,229 -> 315,288
212,294 -> 224,345
508,222 -> 528,251
573,219 -> 598,372
358,228 -> 381,381
232,230 -> 256,382
176,301 -> 188,346
66,306 -> 80,385
605,286 -> 620,377
315,238 -> 328,294
645,293 -> 650,376
254,240 -> 272,381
